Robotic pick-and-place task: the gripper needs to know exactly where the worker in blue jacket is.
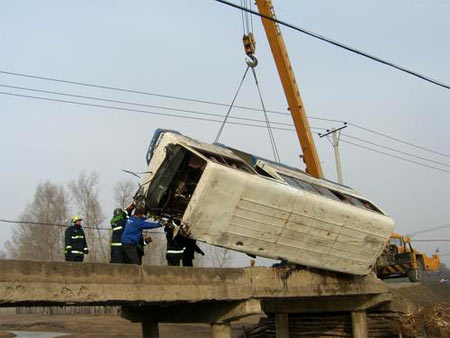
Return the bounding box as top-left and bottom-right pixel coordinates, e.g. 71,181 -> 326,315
121,208 -> 164,265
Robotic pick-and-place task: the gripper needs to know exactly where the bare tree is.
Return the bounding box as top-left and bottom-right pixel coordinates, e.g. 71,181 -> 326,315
5,181 -> 70,261
205,245 -> 233,267
69,172 -> 107,262
0,249 -> 8,259
113,180 -> 136,209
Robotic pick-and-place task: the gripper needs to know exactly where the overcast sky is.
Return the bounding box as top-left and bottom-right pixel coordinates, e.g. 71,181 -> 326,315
0,0 -> 449,266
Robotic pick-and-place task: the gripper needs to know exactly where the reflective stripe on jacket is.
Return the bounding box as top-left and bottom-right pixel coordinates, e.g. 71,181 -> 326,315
64,225 -> 88,255
110,216 -> 127,246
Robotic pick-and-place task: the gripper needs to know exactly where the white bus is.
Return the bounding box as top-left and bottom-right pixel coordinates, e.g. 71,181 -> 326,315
135,129 -> 395,275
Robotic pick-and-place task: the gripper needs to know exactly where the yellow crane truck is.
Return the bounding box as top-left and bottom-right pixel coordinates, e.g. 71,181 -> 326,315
376,233 -> 441,282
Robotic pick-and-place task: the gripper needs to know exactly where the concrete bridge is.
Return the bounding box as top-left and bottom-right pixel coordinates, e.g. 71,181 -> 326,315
0,259 -> 392,338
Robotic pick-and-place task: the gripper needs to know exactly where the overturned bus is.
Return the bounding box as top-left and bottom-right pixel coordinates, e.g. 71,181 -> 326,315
134,129 -> 395,275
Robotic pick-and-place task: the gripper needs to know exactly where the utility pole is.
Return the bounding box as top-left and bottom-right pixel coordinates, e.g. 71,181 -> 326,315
319,124 -> 347,184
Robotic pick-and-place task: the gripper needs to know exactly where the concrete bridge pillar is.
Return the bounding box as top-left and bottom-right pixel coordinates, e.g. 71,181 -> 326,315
210,322 -> 231,338
275,313 -> 289,338
142,322 -> 159,338
351,310 -> 368,338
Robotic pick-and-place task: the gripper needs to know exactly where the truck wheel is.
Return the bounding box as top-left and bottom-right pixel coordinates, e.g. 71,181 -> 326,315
407,261 -> 424,282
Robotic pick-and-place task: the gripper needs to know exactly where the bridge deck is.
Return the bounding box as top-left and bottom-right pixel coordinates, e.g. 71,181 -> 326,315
0,259 -> 387,307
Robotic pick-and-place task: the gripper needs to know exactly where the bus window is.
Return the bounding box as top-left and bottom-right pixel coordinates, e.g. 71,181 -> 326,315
277,173 -> 383,214
361,200 -> 382,213
346,196 -> 367,208
279,173 -> 302,189
313,185 -> 341,201
279,173 -> 318,194
346,195 -> 382,214
193,148 -> 254,174
295,179 -> 318,194
255,166 -> 276,179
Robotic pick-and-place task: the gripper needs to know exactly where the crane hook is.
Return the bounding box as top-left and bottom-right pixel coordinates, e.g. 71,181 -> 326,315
246,54 -> 258,68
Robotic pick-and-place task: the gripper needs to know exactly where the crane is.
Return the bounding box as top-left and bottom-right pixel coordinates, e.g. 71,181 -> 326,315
254,0 -> 324,178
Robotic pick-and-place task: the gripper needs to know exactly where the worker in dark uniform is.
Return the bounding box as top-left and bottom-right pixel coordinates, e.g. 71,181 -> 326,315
110,208 -> 127,263
64,216 -> 89,262
121,208 -> 164,265
165,227 -> 185,266
180,237 -> 205,267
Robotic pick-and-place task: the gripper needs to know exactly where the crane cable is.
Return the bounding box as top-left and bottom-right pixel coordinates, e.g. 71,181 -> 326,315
240,0 -> 253,36
250,67 -> 280,162
241,0 -> 280,162
214,66 -> 250,143
216,0 -> 280,163
215,0 -> 254,144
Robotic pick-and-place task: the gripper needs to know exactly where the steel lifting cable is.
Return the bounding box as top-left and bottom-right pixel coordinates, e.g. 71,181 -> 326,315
214,65 -> 250,143
241,0 -> 251,35
242,0 -> 279,162
217,0 -> 280,162
240,0 -> 246,35
250,67 -> 281,162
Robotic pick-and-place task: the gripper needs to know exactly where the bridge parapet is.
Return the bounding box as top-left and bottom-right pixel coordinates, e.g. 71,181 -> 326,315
0,259 -> 386,306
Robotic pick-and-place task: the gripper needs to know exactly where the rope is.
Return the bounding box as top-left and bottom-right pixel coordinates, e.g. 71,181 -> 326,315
250,67 -> 281,162
214,65 -> 250,143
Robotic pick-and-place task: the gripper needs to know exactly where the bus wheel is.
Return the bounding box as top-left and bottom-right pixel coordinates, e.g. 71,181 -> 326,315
407,261 -> 424,282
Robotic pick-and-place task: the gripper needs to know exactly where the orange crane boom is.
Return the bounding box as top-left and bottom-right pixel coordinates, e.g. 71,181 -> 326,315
255,0 -> 323,178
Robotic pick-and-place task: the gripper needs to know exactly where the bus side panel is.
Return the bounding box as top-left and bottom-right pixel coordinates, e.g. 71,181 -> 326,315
183,164 -> 395,275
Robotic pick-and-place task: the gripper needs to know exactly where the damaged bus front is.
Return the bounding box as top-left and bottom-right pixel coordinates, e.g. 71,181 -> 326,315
134,130 -> 395,275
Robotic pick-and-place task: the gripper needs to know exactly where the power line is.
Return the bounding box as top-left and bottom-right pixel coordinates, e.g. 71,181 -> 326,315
0,69 -> 343,122
348,123 -> 450,158
0,91 -> 329,132
2,88 -> 448,174
408,224 -> 450,237
0,83 -> 298,129
341,134 -> 450,168
411,239 -> 450,242
1,70 -> 447,159
0,218 -> 110,231
215,0 -> 450,90
0,218 -> 165,234
339,139 -> 450,174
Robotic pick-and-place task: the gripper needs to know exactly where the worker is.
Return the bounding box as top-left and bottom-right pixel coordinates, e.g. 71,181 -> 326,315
165,227 -> 185,266
110,208 -> 127,263
180,237 -> 205,267
121,208 -> 164,265
64,216 -> 89,262
122,203 -> 147,265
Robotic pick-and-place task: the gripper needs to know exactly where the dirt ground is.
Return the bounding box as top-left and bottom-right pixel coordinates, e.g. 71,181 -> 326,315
388,282 -> 450,307
0,313 -> 259,338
